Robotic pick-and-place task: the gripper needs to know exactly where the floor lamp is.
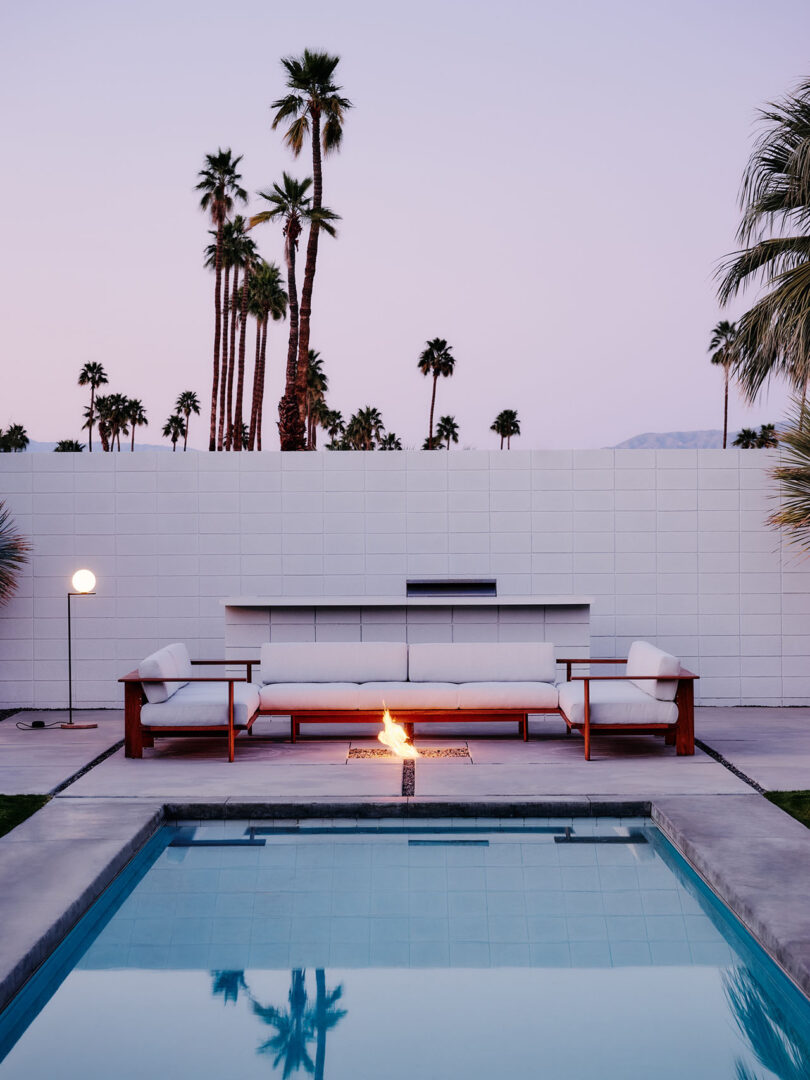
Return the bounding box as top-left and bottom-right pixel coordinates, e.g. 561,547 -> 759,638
63,568 -> 99,730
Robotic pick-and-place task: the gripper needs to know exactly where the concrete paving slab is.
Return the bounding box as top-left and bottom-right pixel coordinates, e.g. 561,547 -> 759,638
0,797 -> 161,1011
0,710 -> 123,794
653,794 -> 810,996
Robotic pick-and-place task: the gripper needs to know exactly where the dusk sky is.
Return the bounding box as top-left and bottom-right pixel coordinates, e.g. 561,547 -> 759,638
3,0 -> 809,450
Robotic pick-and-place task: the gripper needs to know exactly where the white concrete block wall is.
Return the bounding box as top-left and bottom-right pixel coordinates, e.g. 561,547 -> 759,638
0,448 -> 805,707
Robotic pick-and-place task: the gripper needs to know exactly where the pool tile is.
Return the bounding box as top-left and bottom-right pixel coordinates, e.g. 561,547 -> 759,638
449,942 -> 491,966
610,941 -> 652,966
409,941 -> 450,966
527,916 -> 567,943
566,916 -> 608,942
569,941 -> 612,966
605,916 -> 648,941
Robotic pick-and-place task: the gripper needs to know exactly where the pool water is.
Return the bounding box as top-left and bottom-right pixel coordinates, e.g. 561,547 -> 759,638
1,818 -> 809,1079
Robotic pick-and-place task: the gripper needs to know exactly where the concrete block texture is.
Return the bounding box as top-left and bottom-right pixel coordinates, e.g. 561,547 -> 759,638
0,448 -> 802,706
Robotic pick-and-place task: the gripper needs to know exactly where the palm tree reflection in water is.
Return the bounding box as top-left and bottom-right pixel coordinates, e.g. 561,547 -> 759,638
723,966 -> 810,1080
210,968 -> 346,1079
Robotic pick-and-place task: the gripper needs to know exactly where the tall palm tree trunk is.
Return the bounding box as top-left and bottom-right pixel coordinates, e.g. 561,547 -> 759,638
279,231 -> 302,449
294,110 -> 322,447
428,374 -> 438,449
131,426 -> 135,452
233,262 -> 251,451
723,367 -> 729,449
183,412 -> 190,451
88,387 -> 95,452
209,221 -> 224,450
248,316 -> 262,450
257,316 -> 268,451
314,970 -> 327,1080
225,267 -> 239,449
217,264 -> 232,451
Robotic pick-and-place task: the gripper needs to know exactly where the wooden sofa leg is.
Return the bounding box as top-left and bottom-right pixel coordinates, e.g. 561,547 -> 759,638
522,714 -> 528,741
675,679 -> 695,756
664,728 -> 676,746
142,731 -> 154,748
124,681 -> 144,759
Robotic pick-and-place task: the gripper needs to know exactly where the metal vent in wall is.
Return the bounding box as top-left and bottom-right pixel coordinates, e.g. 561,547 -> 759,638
406,579 -> 497,597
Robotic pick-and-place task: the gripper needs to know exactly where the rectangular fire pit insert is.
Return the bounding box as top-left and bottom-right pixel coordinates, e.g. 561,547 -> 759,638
348,747 -> 470,759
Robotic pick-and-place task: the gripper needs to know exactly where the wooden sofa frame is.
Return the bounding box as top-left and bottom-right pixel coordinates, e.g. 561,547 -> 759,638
120,660 -> 259,763
121,654 -> 697,762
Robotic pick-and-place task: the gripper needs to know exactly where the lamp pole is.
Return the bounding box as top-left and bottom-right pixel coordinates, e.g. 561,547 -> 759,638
62,569 -> 98,730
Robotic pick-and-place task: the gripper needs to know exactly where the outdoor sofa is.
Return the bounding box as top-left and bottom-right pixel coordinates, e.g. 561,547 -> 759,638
120,639 -> 697,763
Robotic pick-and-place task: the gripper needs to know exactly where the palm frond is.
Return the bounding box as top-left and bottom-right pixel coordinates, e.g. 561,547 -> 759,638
0,502 -> 31,604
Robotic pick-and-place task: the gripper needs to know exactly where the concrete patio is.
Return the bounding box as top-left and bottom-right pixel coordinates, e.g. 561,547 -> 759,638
2,706 -> 807,801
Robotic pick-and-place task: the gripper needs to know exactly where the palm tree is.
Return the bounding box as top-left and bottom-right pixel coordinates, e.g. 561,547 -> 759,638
491,408 -> 521,449
312,970 -> 346,1080
723,966 -> 810,1080
197,150 -> 247,450
211,970 -> 248,1006
421,436 -> 443,449
272,52 -> 351,448
733,427 -> 760,448
92,395 -> 112,451
0,501 -> 30,605
162,413 -> 186,452
379,432 -> 403,450
0,425 -> 29,452
253,969 -> 316,1079
250,174 -> 338,449
757,423 -> 779,448
77,362 -> 107,452
54,440 -> 83,452
305,350 -> 328,449
175,391 -> 200,451
247,260 -> 287,451
345,406 -> 384,450
436,414 -> 459,450
709,320 -> 738,448
127,399 -> 147,451
106,393 -> 130,451
770,396 -> 810,550
417,338 -> 456,449
718,79 -> 810,410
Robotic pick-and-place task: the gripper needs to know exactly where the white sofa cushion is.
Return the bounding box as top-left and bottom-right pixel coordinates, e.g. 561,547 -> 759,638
626,641 -> 680,701
166,642 -> 192,680
260,642 -> 407,684
142,681 -> 260,727
557,680 -> 678,726
259,683 -> 361,711
408,642 -> 556,684
139,644 -> 189,704
355,681 -> 460,710
457,681 -> 559,709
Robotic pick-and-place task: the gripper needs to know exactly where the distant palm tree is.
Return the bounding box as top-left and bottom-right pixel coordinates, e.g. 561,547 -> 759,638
247,260 -> 287,451
175,391 -> 201,452
378,432 -> 403,450
92,395 -> 112,451
54,440 -> 83,452
305,350 -> 328,449
106,393 -> 130,451
436,414 -> 459,450
346,406 -> 385,450
0,425 -> 29,452
77,362 -> 108,452
717,79 -> 810,410
421,436 -> 443,450
127,399 -> 148,451
272,51 -> 351,449
733,427 -> 760,448
709,320 -> 738,449
491,408 -> 520,449
417,338 -> 456,449
0,501 -> 30,604
197,149 -> 247,450
162,413 -> 186,452
758,423 -> 779,448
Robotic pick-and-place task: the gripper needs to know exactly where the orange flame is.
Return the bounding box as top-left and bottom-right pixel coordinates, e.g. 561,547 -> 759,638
377,707 -> 420,759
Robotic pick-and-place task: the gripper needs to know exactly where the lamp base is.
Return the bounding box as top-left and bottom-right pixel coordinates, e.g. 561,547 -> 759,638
60,722 -> 99,730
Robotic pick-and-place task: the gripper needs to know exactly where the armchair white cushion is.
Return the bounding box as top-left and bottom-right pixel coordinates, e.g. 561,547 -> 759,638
138,643 -> 190,704
261,642 -> 408,684
557,681 -> 678,726
142,681 -> 260,727
626,641 -> 680,701
408,642 -> 556,684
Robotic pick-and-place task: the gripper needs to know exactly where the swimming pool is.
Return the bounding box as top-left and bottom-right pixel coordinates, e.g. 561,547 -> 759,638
0,817 -> 808,1078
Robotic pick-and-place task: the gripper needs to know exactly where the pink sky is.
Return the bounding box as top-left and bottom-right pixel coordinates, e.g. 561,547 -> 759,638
2,0 -> 807,450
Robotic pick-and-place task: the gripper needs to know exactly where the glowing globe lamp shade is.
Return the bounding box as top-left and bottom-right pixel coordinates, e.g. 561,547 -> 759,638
71,569 -> 96,594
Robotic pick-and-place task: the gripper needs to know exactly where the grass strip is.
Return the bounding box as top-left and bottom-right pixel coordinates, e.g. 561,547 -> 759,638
0,795 -> 49,838
765,790 -> 810,830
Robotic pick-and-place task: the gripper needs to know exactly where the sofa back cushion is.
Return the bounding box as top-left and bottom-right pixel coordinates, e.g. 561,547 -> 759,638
139,643 -> 189,704
626,640 -> 680,701
408,642 -> 556,684
260,642 -> 408,684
